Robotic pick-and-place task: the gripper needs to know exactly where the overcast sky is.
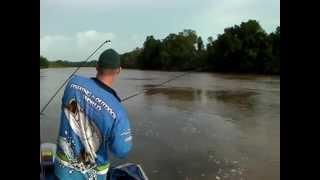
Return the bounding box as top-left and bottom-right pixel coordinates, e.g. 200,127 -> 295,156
40,0 -> 279,61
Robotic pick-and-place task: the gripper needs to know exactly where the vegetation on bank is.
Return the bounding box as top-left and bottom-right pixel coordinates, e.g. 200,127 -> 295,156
121,20 -> 280,74
39,57 -> 97,68
41,20 -> 280,74
48,60 -> 97,68
40,56 -> 49,68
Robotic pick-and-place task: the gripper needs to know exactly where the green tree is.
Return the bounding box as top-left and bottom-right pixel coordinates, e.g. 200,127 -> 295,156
161,29 -> 198,70
40,55 -> 49,68
197,36 -> 204,52
206,19 -> 276,73
139,36 -> 162,69
265,26 -> 280,74
121,47 -> 142,69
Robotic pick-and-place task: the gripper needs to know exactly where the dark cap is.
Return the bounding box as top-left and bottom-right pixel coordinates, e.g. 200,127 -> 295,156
97,49 -> 120,69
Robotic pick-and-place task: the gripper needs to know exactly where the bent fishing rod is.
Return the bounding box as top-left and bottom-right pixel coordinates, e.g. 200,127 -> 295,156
40,40 -> 111,115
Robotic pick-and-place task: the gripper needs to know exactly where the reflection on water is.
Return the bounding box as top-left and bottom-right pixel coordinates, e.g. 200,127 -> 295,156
145,87 -> 258,105
145,87 -> 202,101
123,78 -> 157,81
207,90 -> 258,112
41,68 -> 279,180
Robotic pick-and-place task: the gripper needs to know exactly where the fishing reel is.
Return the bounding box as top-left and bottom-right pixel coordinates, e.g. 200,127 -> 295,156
40,143 -> 57,180
41,143 -> 56,166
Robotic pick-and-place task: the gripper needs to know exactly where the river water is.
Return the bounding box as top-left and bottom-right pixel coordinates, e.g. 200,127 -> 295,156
40,68 -> 280,180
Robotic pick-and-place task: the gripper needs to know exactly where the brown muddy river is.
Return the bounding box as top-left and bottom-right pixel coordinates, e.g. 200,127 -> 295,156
40,68 -> 280,180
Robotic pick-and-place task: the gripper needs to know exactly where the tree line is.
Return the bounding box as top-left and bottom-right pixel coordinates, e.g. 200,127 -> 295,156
39,57 -> 97,68
41,20 -> 279,74
121,20 -> 280,74
48,60 -> 97,67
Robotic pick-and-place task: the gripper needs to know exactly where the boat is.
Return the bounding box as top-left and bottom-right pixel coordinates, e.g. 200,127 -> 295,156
40,142 -> 149,180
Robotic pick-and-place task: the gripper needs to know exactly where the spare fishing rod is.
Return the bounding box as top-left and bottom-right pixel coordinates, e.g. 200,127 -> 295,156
40,40 -> 111,115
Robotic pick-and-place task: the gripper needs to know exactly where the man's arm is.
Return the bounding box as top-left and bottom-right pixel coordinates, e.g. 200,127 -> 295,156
108,112 -> 132,158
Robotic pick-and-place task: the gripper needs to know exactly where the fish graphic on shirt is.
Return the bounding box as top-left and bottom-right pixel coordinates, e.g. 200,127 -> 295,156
62,99 -> 102,164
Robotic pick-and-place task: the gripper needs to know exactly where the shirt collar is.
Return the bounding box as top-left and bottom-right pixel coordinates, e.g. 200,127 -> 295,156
91,77 -> 121,102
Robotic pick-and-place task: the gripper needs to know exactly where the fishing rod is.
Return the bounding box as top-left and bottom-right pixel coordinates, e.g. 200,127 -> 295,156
40,40 -> 111,115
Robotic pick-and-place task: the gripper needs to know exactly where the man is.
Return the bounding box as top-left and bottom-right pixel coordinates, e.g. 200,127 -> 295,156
54,49 -> 132,180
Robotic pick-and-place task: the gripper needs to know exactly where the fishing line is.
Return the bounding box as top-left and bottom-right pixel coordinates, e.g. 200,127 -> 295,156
121,68 -> 201,102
